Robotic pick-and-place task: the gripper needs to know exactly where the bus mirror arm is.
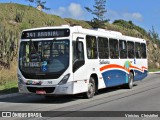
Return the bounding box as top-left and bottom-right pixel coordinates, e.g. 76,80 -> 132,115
76,38 -> 79,53
76,37 -> 84,41
76,37 -> 84,53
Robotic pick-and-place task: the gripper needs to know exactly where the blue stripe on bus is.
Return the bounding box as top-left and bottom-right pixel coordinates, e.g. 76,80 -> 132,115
101,70 -> 129,87
134,70 -> 148,81
101,69 -> 148,87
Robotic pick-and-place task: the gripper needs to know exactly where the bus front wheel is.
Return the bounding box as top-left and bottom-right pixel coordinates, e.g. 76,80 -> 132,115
84,77 -> 96,99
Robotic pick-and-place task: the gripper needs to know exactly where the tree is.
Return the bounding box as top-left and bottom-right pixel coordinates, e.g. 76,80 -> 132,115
27,0 -> 50,11
148,26 -> 160,47
85,0 -> 109,28
148,26 -> 159,44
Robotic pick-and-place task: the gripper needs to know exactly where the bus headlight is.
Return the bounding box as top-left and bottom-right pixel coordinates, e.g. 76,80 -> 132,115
18,74 -> 25,84
58,74 -> 70,85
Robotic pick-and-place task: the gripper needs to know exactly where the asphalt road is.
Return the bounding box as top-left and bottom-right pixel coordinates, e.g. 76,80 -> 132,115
0,73 -> 160,120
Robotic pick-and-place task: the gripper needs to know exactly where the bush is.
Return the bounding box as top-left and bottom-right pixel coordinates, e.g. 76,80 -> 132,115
15,9 -> 25,23
113,19 -> 147,36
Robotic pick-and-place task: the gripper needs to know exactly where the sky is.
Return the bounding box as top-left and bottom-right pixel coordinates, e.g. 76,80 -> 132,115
0,0 -> 160,36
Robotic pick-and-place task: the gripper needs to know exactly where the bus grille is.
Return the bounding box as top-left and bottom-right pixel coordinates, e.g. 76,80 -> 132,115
27,87 -> 55,93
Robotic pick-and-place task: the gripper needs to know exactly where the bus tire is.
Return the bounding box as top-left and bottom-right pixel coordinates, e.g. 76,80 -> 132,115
126,72 -> 134,89
83,77 -> 96,99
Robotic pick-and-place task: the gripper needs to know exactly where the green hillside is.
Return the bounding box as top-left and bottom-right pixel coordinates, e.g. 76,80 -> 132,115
0,3 -> 149,37
0,3 -> 160,92
0,3 -> 68,30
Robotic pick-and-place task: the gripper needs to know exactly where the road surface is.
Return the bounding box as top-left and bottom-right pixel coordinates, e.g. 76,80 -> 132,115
0,73 -> 160,120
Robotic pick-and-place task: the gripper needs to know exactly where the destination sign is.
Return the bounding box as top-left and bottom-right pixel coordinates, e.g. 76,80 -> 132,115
21,29 -> 70,39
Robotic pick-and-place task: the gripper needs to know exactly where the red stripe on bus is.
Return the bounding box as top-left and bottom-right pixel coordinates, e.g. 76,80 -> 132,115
130,65 -> 148,72
100,64 -> 126,72
100,64 -> 147,72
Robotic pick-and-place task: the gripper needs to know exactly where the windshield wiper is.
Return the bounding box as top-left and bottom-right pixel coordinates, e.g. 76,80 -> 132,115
29,39 -> 43,62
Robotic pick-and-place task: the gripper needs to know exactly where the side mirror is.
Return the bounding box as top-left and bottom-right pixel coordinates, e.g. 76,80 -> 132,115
76,37 -> 84,52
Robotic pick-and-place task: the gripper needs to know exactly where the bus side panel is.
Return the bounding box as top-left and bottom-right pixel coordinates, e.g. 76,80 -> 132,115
99,59 -> 129,87
134,70 -> 148,81
101,70 -> 128,87
133,59 -> 148,81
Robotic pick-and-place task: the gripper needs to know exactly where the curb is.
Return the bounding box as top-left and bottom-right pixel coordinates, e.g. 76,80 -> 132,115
149,71 -> 160,74
0,93 -> 20,99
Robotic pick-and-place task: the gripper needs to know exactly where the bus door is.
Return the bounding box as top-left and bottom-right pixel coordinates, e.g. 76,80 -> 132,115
72,36 -> 87,93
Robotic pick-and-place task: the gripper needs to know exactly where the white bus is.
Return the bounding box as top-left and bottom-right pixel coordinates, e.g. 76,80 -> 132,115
18,25 -> 148,98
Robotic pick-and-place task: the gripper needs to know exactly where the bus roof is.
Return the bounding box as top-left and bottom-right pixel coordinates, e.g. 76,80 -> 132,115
124,35 -> 146,43
22,25 -> 146,43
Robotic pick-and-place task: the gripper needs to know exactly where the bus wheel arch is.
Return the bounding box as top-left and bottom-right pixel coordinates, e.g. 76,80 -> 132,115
130,70 -> 135,80
126,70 -> 134,89
84,74 -> 98,99
91,74 -> 98,92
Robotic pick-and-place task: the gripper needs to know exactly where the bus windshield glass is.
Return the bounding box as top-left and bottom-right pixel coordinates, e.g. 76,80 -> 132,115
19,40 -> 69,79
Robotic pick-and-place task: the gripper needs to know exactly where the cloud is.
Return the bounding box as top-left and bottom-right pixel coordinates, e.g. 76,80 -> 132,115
51,3 -> 84,19
53,7 -> 66,16
52,5 -> 143,22
68,3 -> 83,18
123,12 -> 143,21
107,10 -> 143,22
107,10 -> 119,21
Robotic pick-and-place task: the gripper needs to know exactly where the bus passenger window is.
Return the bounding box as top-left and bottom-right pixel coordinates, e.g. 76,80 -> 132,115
141,43 -> 147,58
98,37 -> 109,59
135,42 -> 141,58
127,41 -> 135,58
109,39 -> 119,59
86,35 -> 97,59
119,40 -> 127,59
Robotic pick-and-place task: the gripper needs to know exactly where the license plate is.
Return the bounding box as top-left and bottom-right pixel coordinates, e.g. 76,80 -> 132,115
36,90 -> 46,94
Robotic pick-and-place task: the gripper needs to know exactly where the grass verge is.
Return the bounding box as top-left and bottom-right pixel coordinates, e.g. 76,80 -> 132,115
148,69 -> 160,72
0,80 -> 18,94
0,61 -> 18,94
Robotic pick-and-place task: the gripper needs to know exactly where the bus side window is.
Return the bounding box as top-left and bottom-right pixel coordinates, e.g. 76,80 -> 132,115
119,40 -> 127,59
135,42 -> 141,58
141,43 -> 147,58
86,35 -> 97,59
98,37 -> 109,59
109,39 -> 119,59
127,41 -> 135,58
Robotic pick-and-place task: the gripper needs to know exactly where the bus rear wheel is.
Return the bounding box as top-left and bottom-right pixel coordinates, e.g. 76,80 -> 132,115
126,72 -> 134,89
84,77 -> 96,99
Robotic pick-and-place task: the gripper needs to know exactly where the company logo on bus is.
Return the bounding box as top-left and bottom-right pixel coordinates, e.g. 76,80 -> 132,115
99,59 -> 110,64
26,80 -> 43,85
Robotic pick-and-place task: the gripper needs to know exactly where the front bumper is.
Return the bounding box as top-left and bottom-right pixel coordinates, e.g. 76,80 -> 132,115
18,81 -> 74,95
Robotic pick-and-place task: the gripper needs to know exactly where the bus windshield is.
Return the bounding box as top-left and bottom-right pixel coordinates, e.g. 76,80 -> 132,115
19,39 -> 69,79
